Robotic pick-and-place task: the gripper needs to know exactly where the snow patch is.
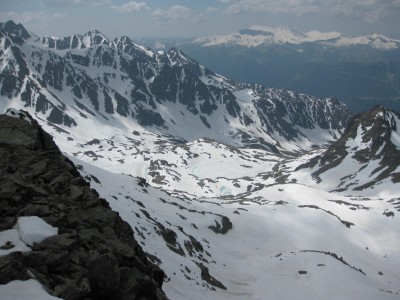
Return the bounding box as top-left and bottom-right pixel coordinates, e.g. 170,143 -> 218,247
0,216 -> 58,257
0,229 -> 31,257
15,216 -> 58,247
5,108 -> 32,123
390,115 -> 400,149
0,279 -> 63,300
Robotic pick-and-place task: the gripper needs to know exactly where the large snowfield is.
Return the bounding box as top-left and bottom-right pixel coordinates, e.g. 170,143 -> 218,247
2,109 -> 399,299
68,147 -> 400,300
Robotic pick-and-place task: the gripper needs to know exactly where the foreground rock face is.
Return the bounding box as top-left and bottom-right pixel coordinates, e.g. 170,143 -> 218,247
0,111 -> 167,300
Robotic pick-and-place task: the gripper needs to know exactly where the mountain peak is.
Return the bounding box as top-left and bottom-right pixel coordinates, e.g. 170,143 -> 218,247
165,47 -> 198,67
331,105 -> 399,153
0,20 -> 31,39
298,105 -> 400,190
82,28 -> 109,47
85,28 -> 104,36
113,35 -> 155,58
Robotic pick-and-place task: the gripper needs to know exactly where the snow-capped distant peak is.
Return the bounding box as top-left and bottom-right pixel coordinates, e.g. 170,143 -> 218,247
193,25 -> 400,50
194,25 -> 322,47
249,25 -> 341,41
249,25 -> 304,39
304,30 -> 342,41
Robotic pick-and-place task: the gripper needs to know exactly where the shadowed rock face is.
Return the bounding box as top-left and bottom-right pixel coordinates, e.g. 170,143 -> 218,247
0,111 -> 167,300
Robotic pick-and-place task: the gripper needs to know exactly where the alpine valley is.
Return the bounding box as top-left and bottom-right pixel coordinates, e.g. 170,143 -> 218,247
0,20 -> 399,299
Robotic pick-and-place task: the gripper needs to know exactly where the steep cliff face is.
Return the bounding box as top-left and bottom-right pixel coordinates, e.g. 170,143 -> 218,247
0,110 -> 167,300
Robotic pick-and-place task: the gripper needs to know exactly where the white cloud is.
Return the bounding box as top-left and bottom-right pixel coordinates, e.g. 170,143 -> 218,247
223,1 -> 316,15
220,0 -> 400,22
152,5 -> 191,22
40,0 -> 111,7
0,11 -> 66,25
74,0 -> 111,6
152,5 -> 206,24
40,0 -> 74,7
111,1 -> 150,13
206,7 -> 219,13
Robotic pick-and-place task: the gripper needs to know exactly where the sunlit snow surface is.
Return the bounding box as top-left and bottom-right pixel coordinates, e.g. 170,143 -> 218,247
4,102 -> 396,299
0,279 -> 63,300
0,216 -> 58,256
0,217 -> 59,299
1,104 -> 399,298
50,115 -> 399,300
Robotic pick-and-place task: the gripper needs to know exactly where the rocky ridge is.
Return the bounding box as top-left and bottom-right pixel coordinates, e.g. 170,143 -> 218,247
0,20 -> 351,154
297,106 -> 400,190
0,110 -> 167,300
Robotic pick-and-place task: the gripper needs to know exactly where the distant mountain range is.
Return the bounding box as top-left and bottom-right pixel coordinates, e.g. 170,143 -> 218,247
192,26 -> 400,50
137,26 -> 400,112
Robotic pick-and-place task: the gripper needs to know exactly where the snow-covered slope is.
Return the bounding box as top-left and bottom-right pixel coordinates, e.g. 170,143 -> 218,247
71,140 -> 400,300
193,25 -> 400,50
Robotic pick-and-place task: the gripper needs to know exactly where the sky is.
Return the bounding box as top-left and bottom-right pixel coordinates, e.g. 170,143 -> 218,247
1,0 -> 400,39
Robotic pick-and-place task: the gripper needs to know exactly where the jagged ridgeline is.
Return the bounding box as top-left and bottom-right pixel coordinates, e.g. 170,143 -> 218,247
0,20 -> 351,155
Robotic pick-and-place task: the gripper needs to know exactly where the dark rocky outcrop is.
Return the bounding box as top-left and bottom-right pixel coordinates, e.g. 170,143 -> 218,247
208,215 -> 232,235
0,111 -> 167,300
195,262 -> 226,290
